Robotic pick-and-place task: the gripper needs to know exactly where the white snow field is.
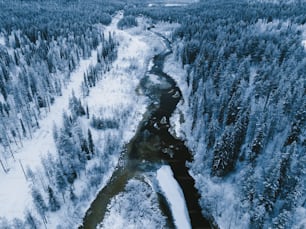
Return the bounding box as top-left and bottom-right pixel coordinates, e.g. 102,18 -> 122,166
157,165 -> 191,229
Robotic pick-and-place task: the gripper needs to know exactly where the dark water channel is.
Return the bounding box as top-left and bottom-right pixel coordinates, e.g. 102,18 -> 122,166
80,32 -> 212,229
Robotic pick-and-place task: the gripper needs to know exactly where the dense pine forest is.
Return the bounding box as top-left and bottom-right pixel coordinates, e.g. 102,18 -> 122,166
129,1 -> 306,228
0,0 -> 305,228
0,0 -> 120,149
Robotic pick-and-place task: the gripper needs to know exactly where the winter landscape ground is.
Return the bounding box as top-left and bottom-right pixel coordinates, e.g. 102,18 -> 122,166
0,0 -> 305,228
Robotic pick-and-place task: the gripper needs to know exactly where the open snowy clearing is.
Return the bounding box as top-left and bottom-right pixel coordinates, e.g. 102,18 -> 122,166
157,165 -> 191,229
0,12 -> 157,227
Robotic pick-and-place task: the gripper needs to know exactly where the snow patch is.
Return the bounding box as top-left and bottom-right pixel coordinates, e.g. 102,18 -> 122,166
148,0 -> 199,8
253,19 -> 291,35
191,171 -> 250,229
148,59 -> 154,70
0,93 -> 5,103
164,52 -> 189,140
302,40 -> 306,50
0,36 -> 5,46
293,207 -> 306,229
147,73 -> 171,89
165,3 -> 188,7
156,165 -> 191,229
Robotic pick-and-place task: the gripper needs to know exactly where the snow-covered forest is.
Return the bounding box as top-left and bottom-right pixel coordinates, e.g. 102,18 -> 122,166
0,1 -> 150,227
128,0 -> 306,228
0,0 -> 305,228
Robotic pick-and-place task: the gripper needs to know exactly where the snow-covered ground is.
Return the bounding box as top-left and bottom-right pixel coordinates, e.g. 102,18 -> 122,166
98,178 -> 166,229
163,52 -> 189,139
156,165 -> 191,229
302,40 -> 306,49
0,12 -> 160,227
0,35 -> 5,46
98,165 -> 192,229
148,0 -> 199,7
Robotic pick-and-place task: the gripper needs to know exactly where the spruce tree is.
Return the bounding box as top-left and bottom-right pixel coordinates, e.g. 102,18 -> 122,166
47,186 -> 60,212
88,129 -> 94,155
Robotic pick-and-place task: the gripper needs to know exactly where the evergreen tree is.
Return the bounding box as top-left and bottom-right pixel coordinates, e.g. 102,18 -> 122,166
88,129 -> 94,156
47,186 -> 60,212
55,167 -> 68,202
81,139 -> 91,160
11,218 -> 24,229
24,210 -> 39,229
31,188 -> 47,223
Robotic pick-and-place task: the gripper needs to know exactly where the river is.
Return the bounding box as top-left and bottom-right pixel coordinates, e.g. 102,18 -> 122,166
80,30 -> 212,229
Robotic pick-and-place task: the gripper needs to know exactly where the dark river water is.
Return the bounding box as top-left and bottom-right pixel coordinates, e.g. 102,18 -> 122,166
80,32 -> 212,229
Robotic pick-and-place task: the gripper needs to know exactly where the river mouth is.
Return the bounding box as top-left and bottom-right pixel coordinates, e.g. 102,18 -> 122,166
80,31 -> 212,229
